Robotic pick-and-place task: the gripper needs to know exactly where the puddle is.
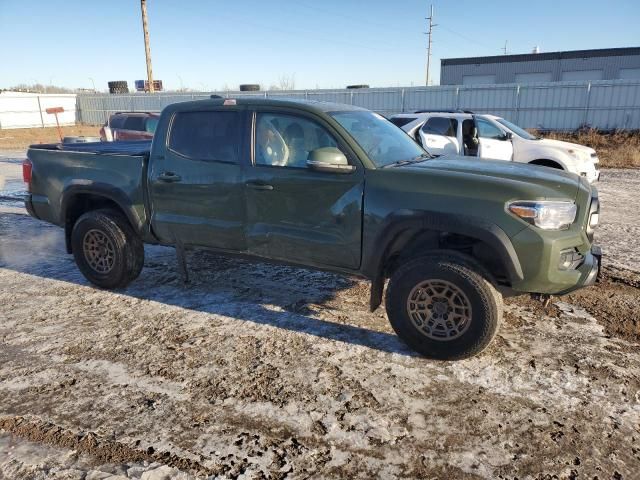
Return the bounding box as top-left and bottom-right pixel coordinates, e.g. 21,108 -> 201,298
0,179 -> 28,202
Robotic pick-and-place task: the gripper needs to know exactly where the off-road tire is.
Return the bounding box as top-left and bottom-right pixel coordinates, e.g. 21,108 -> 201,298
71,209 -> 144,289
108,81 -> 129,94
385,254 -> 502,360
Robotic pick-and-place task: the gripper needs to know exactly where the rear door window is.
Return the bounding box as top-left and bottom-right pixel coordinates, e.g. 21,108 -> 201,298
169,111 -> 240,163
422,117 -> 458,137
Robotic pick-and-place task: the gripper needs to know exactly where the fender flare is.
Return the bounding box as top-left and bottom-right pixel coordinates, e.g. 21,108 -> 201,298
363,209 -> 524,311
60,182 -> 144,252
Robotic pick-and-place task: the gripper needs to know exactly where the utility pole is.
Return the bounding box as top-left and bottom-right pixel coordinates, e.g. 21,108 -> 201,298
425,5 -> 437,86
502,40 -> 508,55
140,0 -> 155,93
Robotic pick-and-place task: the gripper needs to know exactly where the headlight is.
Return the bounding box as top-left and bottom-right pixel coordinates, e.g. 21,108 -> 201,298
566,149 -> 588,162
508,200 -> 577,230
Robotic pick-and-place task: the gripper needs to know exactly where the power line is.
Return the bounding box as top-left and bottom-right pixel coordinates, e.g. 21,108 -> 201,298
438,25 -> 494,51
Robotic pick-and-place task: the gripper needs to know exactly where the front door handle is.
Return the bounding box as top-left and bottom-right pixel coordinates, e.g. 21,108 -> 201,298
158,172 -> 182,183
246,181 -> 274,191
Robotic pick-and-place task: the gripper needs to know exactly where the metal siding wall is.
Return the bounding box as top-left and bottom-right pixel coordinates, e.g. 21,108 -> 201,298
517,83 -> 588,130
351,89 -> 403,116
77,80 -> 640,131
404,87 -> 458,112
442,54 -> 640,85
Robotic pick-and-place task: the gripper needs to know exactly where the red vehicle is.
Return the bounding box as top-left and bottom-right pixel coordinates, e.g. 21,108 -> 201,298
99,112 -> 160,141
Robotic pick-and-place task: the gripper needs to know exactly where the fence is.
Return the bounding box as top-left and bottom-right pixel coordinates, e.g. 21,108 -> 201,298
75,79 -> 640,131
0,92 -> 77,129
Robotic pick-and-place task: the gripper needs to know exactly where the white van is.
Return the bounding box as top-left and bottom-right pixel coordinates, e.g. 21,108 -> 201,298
390,111 -> 600,183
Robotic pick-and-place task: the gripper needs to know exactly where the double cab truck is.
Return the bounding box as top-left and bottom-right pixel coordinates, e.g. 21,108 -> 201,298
23,98 -> 601,360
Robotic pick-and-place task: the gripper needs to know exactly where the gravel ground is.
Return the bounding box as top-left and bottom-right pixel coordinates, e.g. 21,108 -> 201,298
1,152 -> 639,479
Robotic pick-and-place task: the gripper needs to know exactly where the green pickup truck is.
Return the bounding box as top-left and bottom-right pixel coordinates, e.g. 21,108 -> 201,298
23,98 -> 601,360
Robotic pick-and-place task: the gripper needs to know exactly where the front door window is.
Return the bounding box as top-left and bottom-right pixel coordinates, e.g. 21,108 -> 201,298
255,113 -> 338,169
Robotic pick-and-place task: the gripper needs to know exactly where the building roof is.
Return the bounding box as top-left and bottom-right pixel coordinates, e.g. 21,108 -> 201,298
441,47 -> 640,66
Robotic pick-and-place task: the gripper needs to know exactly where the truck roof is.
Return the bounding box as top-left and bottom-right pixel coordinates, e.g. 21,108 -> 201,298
170,97 -> 368,114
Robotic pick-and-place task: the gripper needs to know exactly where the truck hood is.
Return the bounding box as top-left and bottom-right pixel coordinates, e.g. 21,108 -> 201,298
402,155 -> 580,198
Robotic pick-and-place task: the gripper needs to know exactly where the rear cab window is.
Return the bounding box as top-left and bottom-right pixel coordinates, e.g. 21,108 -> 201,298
169,111 -> 240,163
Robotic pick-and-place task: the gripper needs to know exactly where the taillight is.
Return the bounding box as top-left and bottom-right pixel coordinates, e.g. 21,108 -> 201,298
22,159 -> 32,188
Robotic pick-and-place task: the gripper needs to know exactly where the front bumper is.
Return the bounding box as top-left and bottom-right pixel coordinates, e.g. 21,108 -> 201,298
556,245 -> 601,294
509,219 -> 602,295
582,167 -> 600,183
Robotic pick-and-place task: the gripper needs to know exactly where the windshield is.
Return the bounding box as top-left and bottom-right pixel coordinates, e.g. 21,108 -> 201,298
495,117 -> 538,140
145,117 -> 160,134
330,111 -> 427,168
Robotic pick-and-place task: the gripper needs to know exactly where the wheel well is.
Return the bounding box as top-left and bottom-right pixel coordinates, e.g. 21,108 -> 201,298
383,229 -> 508,285
529,159 -> 564,170
63,194 -> 129,253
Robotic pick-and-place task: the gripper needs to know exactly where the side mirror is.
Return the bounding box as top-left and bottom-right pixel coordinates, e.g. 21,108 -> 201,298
504,132 -> 513,140
307,147 -> 355,173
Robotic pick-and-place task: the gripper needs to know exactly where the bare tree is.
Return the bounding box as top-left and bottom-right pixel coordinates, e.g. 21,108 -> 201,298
268,74 -> 296,91
278,74 -> 296,91
7,83 -> 75,94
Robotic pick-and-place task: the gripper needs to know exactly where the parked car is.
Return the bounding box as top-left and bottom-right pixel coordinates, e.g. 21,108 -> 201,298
24,98 -> 600,360
390,111 -> 600,183
99,112 -> 160,141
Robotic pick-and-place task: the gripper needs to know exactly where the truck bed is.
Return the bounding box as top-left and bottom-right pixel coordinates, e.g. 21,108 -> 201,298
27,141 -> 150,230
30,140 -> 152,156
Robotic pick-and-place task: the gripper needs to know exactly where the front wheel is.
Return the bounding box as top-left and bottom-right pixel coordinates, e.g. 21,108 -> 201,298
71,209 -> 144,289
385,255 -> 502,360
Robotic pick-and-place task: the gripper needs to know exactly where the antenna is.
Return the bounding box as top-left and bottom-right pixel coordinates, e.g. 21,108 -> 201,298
425,5 -> 437,86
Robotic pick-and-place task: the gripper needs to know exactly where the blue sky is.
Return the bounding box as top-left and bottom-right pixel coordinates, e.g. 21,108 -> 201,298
1,0 -> 639,91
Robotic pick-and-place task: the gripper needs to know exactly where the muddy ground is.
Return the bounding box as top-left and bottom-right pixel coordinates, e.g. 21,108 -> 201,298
0,151 -> 639,479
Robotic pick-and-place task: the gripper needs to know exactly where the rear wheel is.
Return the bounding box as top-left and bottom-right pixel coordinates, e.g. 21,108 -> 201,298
71,209 -> 144,289
385,254 -> 502,360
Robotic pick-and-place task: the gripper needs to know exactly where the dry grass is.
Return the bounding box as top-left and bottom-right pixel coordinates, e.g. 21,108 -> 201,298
539,129 -> 640,169
0,125 -> 101,150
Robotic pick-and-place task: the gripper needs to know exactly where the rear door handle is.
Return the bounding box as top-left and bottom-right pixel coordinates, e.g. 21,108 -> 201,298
158,172 -> 182,182
246,181 -> 274,191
